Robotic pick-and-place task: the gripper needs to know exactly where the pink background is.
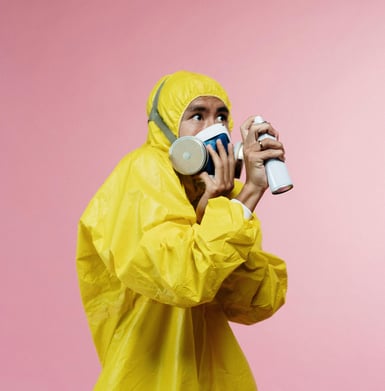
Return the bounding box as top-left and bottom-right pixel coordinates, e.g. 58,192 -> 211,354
1,0 -> 385,390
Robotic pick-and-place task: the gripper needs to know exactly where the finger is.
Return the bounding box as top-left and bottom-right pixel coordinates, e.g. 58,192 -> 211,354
216,138 -> 228,159
206,144 -> 224,180
227,143 -> 235,184
216,140 -> 236,188
239,115 -> 273,140
258,148 -> 285,161
216,139 -> 229,182
265,124 -> 279,140
215,141 -> 235,194
244,125 -> 262,147
251,115 -> 280,140
252,123 -> 280,141
258,138 -> 284,152
240,116 -> 258,142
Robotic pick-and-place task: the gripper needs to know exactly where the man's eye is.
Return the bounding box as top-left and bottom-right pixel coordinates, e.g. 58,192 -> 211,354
217,114 -> 228,122
192,114 -> 202,121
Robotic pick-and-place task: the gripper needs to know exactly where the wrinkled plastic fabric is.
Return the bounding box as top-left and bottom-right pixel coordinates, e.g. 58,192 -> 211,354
76,71 -> 288,391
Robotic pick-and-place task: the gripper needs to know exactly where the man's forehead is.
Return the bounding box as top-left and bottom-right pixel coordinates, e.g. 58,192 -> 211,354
185,96 -> 229,112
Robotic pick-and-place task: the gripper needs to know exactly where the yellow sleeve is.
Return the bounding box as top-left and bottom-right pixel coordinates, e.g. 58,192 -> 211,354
215,245 -> 287,325
213,180 -> 287,325
77,148 -> 266,309
197,187 -> 287,324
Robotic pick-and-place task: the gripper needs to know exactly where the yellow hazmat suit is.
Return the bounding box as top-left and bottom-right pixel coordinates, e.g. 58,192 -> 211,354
76,71 -> 287,391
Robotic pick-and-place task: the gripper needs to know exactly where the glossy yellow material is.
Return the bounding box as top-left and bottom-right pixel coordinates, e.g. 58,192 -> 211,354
76,71 -> 287,391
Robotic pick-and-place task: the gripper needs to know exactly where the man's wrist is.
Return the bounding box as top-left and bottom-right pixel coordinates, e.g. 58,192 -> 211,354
235,182 -> 266,212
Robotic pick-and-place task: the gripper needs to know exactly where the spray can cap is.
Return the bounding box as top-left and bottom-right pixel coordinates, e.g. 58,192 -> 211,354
253,115 -> 266,124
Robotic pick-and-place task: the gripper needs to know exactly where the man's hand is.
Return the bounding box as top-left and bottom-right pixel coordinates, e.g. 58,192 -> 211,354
236,116 -> 286,212
194,139 -> 235,223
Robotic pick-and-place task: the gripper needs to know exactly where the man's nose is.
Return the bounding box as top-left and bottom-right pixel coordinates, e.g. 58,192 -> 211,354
205,118 -> 216,127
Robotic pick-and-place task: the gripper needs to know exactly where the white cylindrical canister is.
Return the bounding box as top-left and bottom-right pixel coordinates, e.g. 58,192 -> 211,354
254,116 -> 293,194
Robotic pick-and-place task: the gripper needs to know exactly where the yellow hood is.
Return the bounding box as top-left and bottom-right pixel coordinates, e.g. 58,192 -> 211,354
145,70 -> 233,151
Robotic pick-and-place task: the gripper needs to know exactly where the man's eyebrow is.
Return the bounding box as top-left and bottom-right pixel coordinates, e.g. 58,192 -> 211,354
185,105 -> 229,113
217,106 -> 229,114
185,105 -> 208,113
217,106 -> 229,113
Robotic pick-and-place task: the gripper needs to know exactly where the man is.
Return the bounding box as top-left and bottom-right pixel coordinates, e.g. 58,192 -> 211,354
76,70 -> 287,390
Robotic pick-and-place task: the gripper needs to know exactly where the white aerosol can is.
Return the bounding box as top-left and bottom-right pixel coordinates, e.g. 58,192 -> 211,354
254,115 -> 293,194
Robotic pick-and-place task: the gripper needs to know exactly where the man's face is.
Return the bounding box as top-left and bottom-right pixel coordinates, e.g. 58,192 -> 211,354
179,96 -> 229,137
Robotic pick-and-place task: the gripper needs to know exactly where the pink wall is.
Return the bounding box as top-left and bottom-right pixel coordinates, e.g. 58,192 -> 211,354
1,0 -> 385,389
